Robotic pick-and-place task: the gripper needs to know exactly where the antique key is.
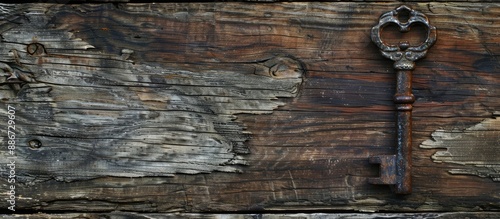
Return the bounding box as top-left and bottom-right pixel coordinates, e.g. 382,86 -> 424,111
369,5 -> 437,194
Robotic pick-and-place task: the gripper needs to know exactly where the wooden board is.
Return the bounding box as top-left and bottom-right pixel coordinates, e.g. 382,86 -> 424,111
3,212 -> 500,219
0,2 -> 498,213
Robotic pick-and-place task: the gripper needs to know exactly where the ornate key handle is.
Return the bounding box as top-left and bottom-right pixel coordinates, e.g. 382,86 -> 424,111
371,5 -> 437,70
369,5 -> 436,194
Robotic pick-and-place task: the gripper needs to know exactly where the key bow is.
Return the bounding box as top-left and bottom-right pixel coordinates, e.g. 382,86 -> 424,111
371,5 -> 437,70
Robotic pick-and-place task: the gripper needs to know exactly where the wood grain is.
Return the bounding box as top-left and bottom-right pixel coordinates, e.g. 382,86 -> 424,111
0,2 -> 498,213
3,212 -> 500,219
0,3 -> 305,182
421,111 -> 500,182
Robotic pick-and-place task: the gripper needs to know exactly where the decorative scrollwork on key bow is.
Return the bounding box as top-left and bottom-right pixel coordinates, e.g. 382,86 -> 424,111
371,5 -> 437,70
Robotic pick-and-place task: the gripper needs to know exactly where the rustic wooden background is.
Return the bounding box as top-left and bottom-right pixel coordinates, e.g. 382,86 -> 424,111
0,1 -> 498,214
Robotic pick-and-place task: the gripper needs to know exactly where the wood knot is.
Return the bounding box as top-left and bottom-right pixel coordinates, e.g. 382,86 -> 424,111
27,43 -> 47,56
28,139 -> 42,149
255,56 -> 304,79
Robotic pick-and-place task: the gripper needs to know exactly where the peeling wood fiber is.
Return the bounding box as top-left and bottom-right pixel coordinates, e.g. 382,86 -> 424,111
0,3 -> 304,182
420,112 -> 500,181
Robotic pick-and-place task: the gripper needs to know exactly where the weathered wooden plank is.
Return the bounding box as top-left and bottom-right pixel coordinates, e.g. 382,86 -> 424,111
0,3 -> 304,182
0,2 -> 498,213
2,212 -> 500,219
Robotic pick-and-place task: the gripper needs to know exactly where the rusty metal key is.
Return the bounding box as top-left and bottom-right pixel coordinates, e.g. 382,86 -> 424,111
369,5 -> 437,194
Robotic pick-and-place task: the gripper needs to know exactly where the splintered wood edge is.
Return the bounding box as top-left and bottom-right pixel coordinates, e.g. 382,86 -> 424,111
419,113 -> 500,182
0,3 -> 305,182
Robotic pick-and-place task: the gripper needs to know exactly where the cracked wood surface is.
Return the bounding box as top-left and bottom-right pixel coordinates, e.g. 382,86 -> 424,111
0,2 -> 498,213
0,4 -> 304,182
420,111 -> 500,181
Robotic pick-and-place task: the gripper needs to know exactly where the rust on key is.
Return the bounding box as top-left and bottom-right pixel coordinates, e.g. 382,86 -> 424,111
369,5 -> 437,194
